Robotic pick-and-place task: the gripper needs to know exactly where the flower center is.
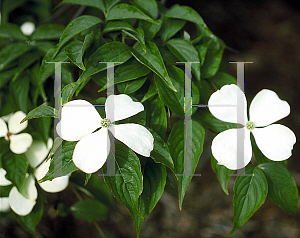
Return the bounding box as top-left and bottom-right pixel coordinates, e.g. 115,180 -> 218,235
245,121 -> 255,130
101,118 -> 112,128
5,132 -> 11,140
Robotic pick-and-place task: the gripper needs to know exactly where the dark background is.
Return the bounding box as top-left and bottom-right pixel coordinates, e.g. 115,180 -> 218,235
1,0 -> 300,237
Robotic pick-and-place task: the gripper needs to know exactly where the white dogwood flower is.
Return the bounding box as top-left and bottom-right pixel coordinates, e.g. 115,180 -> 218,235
0,111 -> 33,154
0,168 -> 37,216
20,22 -> 35,36
56,94 -> 154,173
208,84 -> 296,170
0,139 -> 69,216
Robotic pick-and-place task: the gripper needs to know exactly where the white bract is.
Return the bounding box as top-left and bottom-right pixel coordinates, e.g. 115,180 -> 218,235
0,111 -> 33,154
20,22 -> 35,36
0,138 -> 69,216
25,138 -> 70,193
56,94 -> 154,173
208,84 -> 296,170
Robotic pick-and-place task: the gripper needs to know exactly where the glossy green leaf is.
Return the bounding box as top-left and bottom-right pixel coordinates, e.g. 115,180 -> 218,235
15,190 -> 44,237
229,165 -> 268,236
61,82 -> 80,105
201,43 -> 225,78
0,23 -> 27,40
59,0 -> 106,11
117,76 -> 147,94
167,119 -> 205,209
64,40 -> 85,70
70,199 -> 108,222
131,158 -> 167,237
192,108 -> 238,133
211,154 -> 234,195
104,143 -> 143,217
195,40 -> 211,66
102,21 -> 135,34
131,42 -> 176,91
166,38 -> 201,83
40,141 -> 78,182
208,72 -> 237,90
31,24 -> 64,40
2,153 -> 29,197
164,4 -> 216,41
38,46 -> 68,85
145,95 -> 167,139
10,74 -> 30,112
154,63 -> 199,118
139,19 -> 162,40
258,163 -> 298,216
46,137 -> 63,161
160,18 -> 186,43
55,15 -> 102,56
131,0 -> 158,19
123,27 -> 146,51
149,128 -> 174,171
79,41 -> 132,81
70,172 -> 114,209
141,81 -> 157,103
21,105 -> 56,123
0,42 -> 33,71
106,3 -> 156,23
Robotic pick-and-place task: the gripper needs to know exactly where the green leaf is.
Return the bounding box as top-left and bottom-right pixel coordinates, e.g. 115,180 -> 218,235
131,158 -> 166,237
131,42 -> 176,92
64,40 -> 85,70
166,38 -> 201,83
70,172 -> 114,209
192,108 -> 238,133
61,82 -> 80,105
31,24 -> 64,40
21,105 -> 56,123
160,18 -> 186,43
102,21 -> 135,34
229,165 -> 268,236
38,46 -> 69,85
104,143 -> 143,217
131,0 -> 158,19
0,69 -> 16,89
201,43 -> 225,78
258,163 -> 298,216
2,153 -> 29,197
55,15 -> 102,56
117,76 -> 147,94
0,184 -> 13,198
149,128 -> 174,171
106,3 -> 156,24
153,63 -> 199,118
145,95 -> 167,139
195,40 -> 211,66
40,141 -> 78,182
141,81 -> 157,103
167,119 -> 205,209
0,42 -> 33,71
10,74 -> 30,112
139,19 -> 162,40
211,154 -> 234,195
70,199 -> 108,222
79,41 -> 132,81
123,27 -> 146,51
0,23 -> 27,40
15,189 -> 44,237
164,5 -> 216,41
46,137 -> 63,161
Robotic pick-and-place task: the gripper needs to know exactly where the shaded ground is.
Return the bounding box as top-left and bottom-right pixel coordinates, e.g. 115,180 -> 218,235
1,0 -> 300,237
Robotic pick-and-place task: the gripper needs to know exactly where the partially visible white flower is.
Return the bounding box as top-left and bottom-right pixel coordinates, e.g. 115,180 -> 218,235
0,168 -> 37,216
20,22 -> 35,36
25,138 -> 70,193
208,84 -> 296,170
0,111 -> 33,154
0,138 -> 69,216
56,94 -> 154,174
